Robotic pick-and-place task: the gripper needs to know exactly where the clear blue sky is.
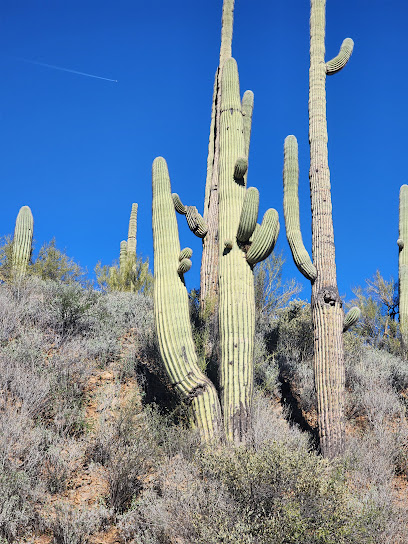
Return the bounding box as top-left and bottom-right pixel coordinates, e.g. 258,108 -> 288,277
1,0 -> 407,300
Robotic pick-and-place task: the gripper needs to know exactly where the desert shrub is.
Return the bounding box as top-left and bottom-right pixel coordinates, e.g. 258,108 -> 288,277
43,503 -> 108,544
86,290 -> 155,367
90,398 -> 157,515
120,435 -> 382,544
0,469 -> 35,542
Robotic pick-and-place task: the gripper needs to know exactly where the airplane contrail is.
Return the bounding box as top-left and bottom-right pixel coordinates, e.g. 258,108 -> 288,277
13,57 -> 118,82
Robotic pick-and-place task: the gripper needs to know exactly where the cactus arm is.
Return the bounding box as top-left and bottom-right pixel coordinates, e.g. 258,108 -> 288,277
399,184 -> 408,346
172,193 -> 187,215
179,248 -> 193,260
177,258 -> 192,275
325,38 -> 354,75
233,157 -> 248,180
246,209 -> 280,266
127,203 -> 138,261
283,135 -> 317,281
173,193 -> 208,238
152,157 -> 222,440
119,240 -> 127,273
237,187 -> 259,243
343,306 -> 361,332
12,205 -> 34,277
242,90 -> 254,159
185,206 -> 208,238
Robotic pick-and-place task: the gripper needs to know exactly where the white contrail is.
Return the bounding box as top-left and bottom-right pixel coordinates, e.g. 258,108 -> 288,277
14,57 -> 118,82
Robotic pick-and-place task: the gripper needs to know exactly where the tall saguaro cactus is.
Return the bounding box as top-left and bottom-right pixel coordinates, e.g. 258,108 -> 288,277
398,185 -> 408,347
218,58 -> 279,440
201,0 -> 237,313
283,0 -> 354,458
12,206 -> 34,277
152,157 -> 223,441
127,203 -> 138,264
153,53 -> 279,441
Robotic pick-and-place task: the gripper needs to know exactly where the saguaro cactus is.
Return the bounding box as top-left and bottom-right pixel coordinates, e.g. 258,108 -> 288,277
12,206 -> 34,277
218,58 -> 279,440
153,56 -> 279,442
152,157 -> 222,440
283,0 -> 354,458
127,203 -> 138,263
110,203 -> 139,291
398,185 -> 408,347
201,0 -> 239,313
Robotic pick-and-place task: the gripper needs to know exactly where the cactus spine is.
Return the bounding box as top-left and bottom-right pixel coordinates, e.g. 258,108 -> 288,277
283,0 -> 354,458
399,185 -> 408,346
152,157 -> 222,440
12,206 -> 33,277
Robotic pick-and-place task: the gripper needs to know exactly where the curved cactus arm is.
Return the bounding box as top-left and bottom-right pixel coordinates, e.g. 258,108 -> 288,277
343,306 -> 361,332
185,206 -> 208,238
234,157 -> 248,180
12,205 -> 34,277
246,208 -> 279,266
179,247 -> 193,261
119,240 -> 128,273
172,193 -> 187,215
127,203 -> 138,261
152,157 -> 222,440
283,135 -> 317,281
178,258 -> 192,275
242,90 -> 254,159
326,38 -> 354,75
237,187 -> 259,243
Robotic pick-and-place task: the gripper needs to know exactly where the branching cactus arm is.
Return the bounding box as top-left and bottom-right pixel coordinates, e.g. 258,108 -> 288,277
343,306 -> 361,332
152,157 -> 222,440
119,240 -> 127,273
326,38 -> 354,75
283,135 -> 317,281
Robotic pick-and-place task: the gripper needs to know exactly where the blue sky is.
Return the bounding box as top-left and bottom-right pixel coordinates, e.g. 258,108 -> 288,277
1,0 -> 407,300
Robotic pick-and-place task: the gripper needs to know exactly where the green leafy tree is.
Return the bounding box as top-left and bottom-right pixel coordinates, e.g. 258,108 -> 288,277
254,251 -> 302,318
0,236 -> 84,283
95,255 -> 152,295
347,270 -> 399,353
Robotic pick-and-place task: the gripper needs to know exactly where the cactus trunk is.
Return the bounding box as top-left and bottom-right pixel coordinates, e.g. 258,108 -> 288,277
201,0 -> 235,313
218,59 -> 255,442
399,185 -> 408,347
309,0 -> 345,458
283,0 -> 354,458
